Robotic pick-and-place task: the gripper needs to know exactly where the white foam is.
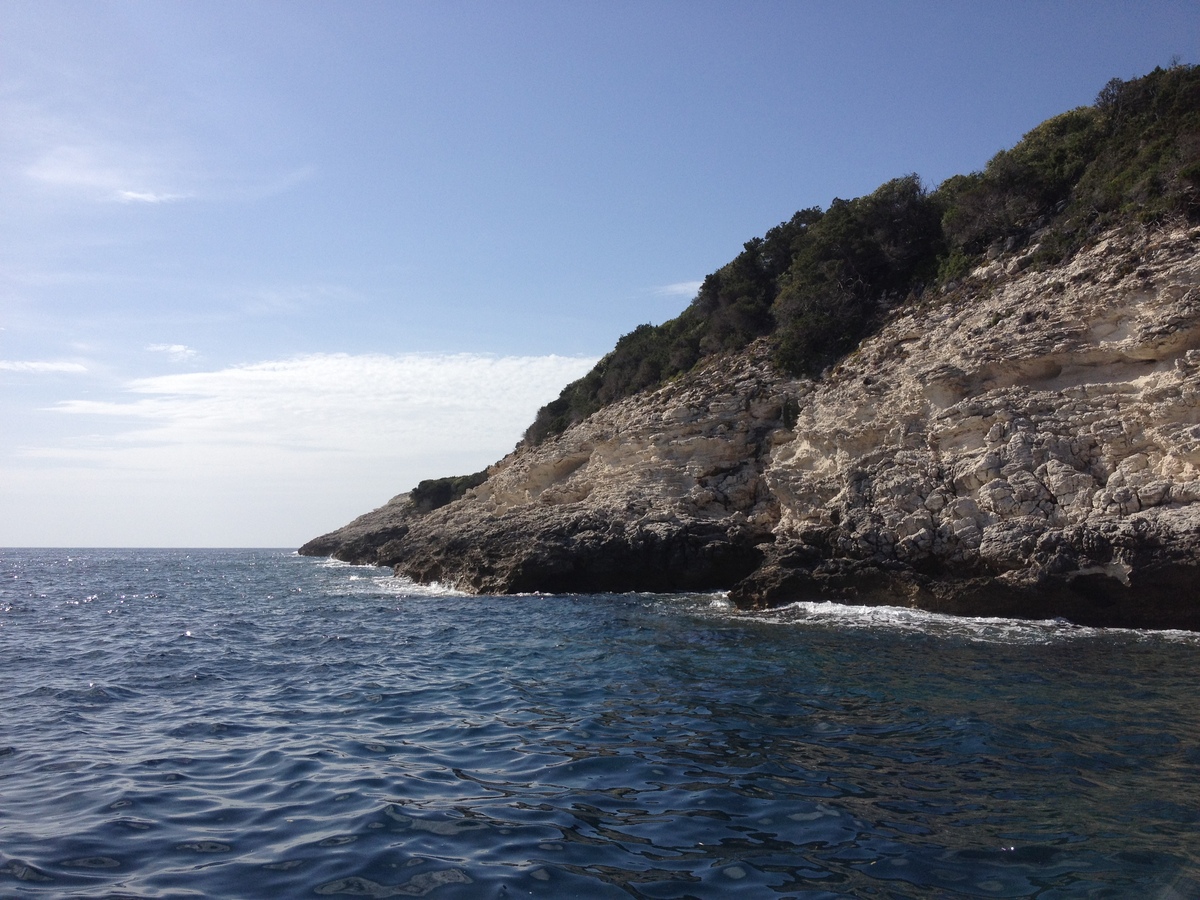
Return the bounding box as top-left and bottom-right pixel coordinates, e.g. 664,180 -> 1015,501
305,554 -> 469,598
315,557 -> 377,570
369,575 -> 469,598
715,600 -> 1200,645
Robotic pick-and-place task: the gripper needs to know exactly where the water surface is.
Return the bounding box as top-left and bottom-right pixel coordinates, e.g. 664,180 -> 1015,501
2,549 -> 1198,897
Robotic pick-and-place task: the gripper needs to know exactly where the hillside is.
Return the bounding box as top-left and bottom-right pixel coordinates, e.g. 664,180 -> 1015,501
301,67 -> 1200,629
523,65 -> 1200,443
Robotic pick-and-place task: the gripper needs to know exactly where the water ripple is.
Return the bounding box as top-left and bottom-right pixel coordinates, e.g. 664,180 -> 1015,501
0,549 -> 1198,897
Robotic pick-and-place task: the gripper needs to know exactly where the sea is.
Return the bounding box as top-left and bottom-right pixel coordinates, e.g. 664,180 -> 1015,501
2,549 -> 1198,899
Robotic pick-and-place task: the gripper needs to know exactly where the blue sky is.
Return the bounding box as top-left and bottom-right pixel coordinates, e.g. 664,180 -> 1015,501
1,1 -> 1196,546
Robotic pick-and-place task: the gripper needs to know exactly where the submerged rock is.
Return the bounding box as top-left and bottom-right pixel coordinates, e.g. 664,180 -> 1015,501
303,225 -> 1200,629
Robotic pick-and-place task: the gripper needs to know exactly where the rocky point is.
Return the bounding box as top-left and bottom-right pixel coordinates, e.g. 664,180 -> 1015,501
302,223 -> 1200,629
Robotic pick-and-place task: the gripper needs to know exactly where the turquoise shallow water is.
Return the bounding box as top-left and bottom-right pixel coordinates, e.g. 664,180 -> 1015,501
1,549 -> 1199,898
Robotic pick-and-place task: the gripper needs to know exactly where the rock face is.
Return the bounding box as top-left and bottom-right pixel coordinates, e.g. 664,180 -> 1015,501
302,224 -> 1200,629
299,491 -> 416,562
302,346 -> 789,592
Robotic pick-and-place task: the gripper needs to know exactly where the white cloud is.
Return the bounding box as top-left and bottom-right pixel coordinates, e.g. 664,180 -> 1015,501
0,360 -> 87,373
24,141 -> 191,205
5,352 -> 596,545
146,343 -> 198,361
656,280 -> 703,298
116,189 -> 189,204
3,95 -> 308,208
52,353 -> 594,458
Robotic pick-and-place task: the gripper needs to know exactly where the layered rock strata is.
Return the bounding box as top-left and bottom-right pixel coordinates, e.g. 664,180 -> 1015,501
302,224 -> 1200,629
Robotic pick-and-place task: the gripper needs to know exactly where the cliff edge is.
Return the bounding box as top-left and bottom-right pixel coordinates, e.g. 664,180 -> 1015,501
302,223 -> 1200,628
302,68 -> 1200,628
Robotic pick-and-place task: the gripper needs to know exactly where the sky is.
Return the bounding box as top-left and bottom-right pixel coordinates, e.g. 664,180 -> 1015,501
1,1 -> 1197,547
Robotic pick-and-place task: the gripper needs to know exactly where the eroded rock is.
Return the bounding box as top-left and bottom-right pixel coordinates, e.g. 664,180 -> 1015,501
303,225 -> 1200,629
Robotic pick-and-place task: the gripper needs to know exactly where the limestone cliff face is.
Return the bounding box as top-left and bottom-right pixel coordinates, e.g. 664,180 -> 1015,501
739,223 -> 1200,628
303,346 -> 793,592
301,224 -> 1200,628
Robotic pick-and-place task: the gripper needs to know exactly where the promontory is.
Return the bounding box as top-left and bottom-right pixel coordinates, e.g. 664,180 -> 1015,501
302,66 -> 1200,630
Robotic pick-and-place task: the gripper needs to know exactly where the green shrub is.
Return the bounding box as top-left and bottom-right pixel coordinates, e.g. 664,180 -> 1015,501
936,247 -> 976,284
521,65 -> 1200,445
409,470 -> 489,513
771,175 -> 944,375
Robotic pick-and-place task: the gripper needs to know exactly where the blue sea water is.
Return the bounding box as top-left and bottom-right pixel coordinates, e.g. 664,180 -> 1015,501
1,549 -> 1199,899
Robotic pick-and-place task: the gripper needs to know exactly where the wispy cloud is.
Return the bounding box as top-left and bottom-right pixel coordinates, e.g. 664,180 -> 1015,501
0,360 -> 87,373
656,280 -> 703,298
23,139 -> 193,205
3,95 -> 311,208
146,343 -> 198,362
48,352 -> 596,464
116,190 -> 189,204
4,352 -> 598,546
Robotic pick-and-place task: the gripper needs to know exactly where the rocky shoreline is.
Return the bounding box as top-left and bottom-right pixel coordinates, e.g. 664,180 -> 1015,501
302,224 -> 1200,629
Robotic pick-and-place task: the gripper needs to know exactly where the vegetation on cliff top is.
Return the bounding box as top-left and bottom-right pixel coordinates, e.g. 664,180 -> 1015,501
524,64 -> 1200,446
409,470 -> 488,513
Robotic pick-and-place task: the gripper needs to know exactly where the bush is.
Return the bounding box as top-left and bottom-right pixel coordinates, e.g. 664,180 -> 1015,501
522,65 -> 1200,445
936,247 -> 975,284
938,108 -> 1102,254
941,64 -> 1200,262
524,208 -> 822,442
409,470 -> 489,513
771,175 -> 944,375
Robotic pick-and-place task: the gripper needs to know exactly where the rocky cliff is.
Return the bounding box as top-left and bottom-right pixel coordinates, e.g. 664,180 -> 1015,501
302,222 -> 1200,629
